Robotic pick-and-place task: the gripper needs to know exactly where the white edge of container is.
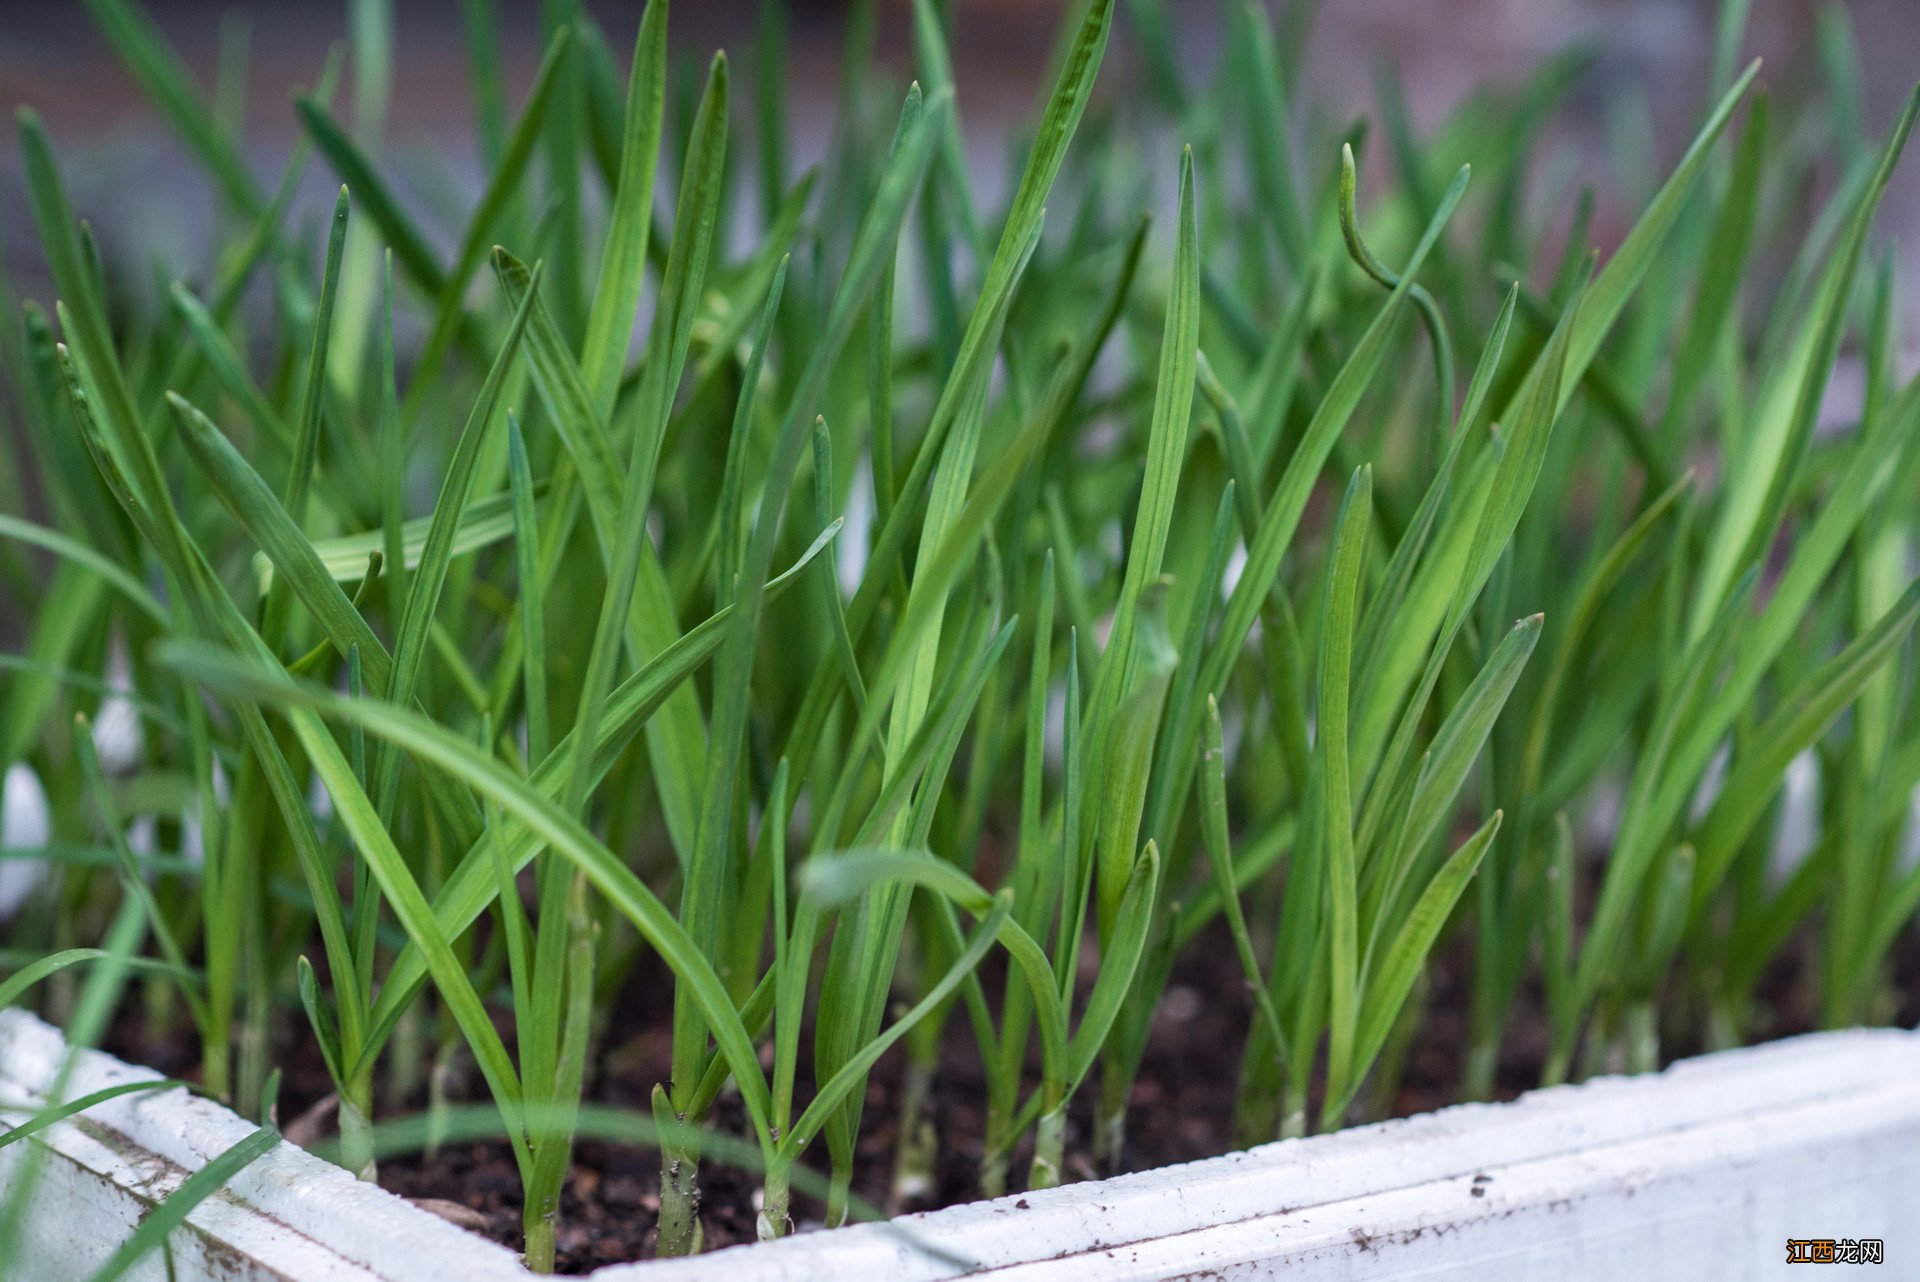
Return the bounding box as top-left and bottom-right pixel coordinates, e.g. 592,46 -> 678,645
2,1006 -> 1915,1280
0,1009 -> 526,1281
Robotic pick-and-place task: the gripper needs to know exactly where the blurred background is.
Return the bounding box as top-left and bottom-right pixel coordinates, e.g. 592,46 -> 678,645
3,1 -> 1919,331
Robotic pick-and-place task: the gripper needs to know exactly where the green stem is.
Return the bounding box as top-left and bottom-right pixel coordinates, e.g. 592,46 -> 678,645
1541,1043 -> 1572,1088
1278,1078 -> 1308,1140
1232,1009 -> 1286,1146
387,999 -> 424,1108
202,1019 -> 232,1104
523,1110 -> 575,1275
1364,967 -> 1430,1120
425,1040 -> 459,1161
524,1201 -> 558,1273
1094,1040 -> 1136,1175
338,1074 -> 377,1182
1622,999 -> 1659,1074
1095,1099 -> 1126,1178
232,762 -> 273,1119
653,1086 -> 703,1257
757,1163 -> 791,1241
237,933 -> 272,1118
1461,1037 -> 1500,1103
979,1134 -> 1009,1201
1027,1100 -> 1066,1191
1543,1005 -> 1580,1087
824,1161 -> 852,1230
889,1056 -> 937,1208
1462,969 -> 1503,1102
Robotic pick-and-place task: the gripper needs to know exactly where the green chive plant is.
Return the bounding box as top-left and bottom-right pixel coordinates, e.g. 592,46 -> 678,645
3,0 -> 1918,1271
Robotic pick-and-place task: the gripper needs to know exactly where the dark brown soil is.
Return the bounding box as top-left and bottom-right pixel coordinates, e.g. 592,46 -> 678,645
362,928 -> 1272,1271
98,916 -> 1920,1274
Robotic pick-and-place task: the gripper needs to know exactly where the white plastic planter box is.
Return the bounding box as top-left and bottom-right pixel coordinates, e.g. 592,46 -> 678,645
2,1007 -> 1914,1280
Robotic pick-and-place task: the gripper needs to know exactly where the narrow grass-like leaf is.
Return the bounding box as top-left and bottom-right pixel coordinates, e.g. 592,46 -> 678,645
356,522 -> 841,1056
156,642 -> 776,1143
377,262 -> 542,814
1200,697 -> 1288,1063
1319,467 -> 1372,1107
578,0 -> 666,415
170,392 -> 392,692
1334,811 -> 1501,1123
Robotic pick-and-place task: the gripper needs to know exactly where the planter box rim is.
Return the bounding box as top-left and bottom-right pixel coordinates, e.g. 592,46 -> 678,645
0,1008 -> 526,1281
2,1007 -> 1915,1280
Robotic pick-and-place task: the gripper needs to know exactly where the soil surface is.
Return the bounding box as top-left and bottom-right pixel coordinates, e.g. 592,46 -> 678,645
363,930 -> 1273,1270
100,918 -> 1920,1274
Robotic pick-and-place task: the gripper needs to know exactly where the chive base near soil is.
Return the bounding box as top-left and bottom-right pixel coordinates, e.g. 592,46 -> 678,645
94,917 -> 1914,1273
10,1007 -> 1920,1280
